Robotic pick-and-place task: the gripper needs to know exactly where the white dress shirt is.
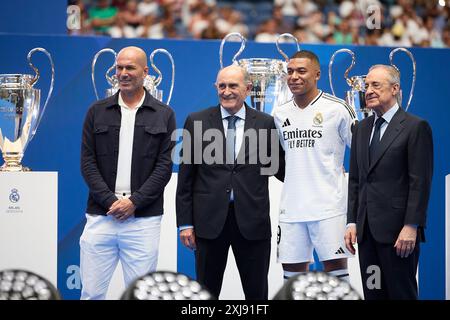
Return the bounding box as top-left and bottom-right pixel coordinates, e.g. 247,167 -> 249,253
369,103 -> 399,144
220,105 -> 246,157
114,93 -> 145,199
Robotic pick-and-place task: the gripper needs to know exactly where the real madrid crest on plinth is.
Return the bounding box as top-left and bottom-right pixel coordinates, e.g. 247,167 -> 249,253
92,48 -> 175,105
0,48 -> 55,171
9,188 -> 20,203
219,32 -> 300,114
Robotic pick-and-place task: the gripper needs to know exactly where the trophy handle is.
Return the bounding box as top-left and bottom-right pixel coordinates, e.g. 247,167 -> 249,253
149,48 -> 175,105
389,47 -> 416,111
92,48 -> 117,100
328,48 -> 356,97
27,47 -> 55,138
219,32 -> 246,69
276,33 -> 300,62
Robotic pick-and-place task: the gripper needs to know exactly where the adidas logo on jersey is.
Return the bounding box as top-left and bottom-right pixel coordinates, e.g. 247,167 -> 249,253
282,118 -> 291,127
335,247 -> 345,255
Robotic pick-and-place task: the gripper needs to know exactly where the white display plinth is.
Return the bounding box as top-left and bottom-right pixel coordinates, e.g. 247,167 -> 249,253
0,172 -> 58,286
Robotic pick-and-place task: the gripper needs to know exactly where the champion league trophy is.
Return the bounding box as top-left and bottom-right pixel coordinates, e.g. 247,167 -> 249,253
0,48 -> 55,171
92,48 -> 175,105
328,49 -> 363,123
389,47 -> 416,112
329,47 -> 416,123
219,32 -> 299,114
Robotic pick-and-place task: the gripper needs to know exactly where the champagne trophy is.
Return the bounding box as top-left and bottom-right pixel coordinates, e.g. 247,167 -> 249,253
0,48 -> 55,171
389,47 -> 416,112
329,47 -> 416,123
92,48 -> 175,105
219,32 -> 300,114
328,48 -> 363,123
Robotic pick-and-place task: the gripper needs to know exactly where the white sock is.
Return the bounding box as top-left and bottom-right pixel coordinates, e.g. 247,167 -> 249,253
329,269 -> 350,282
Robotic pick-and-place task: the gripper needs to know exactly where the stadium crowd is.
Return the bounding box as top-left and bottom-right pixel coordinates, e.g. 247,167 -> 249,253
68,0 -> 450,47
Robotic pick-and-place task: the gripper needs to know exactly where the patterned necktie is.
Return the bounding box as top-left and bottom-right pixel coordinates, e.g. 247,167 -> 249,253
226,115 -> 238,164
369,117 -> 385,165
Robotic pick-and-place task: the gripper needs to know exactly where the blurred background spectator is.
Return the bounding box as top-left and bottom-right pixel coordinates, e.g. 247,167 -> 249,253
67,0 -> 450,48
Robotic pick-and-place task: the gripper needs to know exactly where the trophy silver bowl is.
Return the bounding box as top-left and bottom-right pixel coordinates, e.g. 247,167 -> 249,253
0,48 -> 55,171
92,48 -> 175,105
219,32 -> 299,114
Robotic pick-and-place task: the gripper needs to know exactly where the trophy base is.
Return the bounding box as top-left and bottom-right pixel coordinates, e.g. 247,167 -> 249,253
0,164 -> 32,172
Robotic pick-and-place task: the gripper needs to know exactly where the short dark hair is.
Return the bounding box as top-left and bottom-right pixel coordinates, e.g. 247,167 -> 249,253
289,50 -> 320,67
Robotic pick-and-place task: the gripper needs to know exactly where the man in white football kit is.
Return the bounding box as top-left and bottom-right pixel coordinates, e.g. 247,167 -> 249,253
272,50 -> 355,281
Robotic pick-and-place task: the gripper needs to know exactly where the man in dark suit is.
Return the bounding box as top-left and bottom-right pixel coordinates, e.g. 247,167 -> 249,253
176,65 -> 283,300
345,64 -> 433,299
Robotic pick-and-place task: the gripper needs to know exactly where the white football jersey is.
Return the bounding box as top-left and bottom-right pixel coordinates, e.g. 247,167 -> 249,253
273,91 -> 353,222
